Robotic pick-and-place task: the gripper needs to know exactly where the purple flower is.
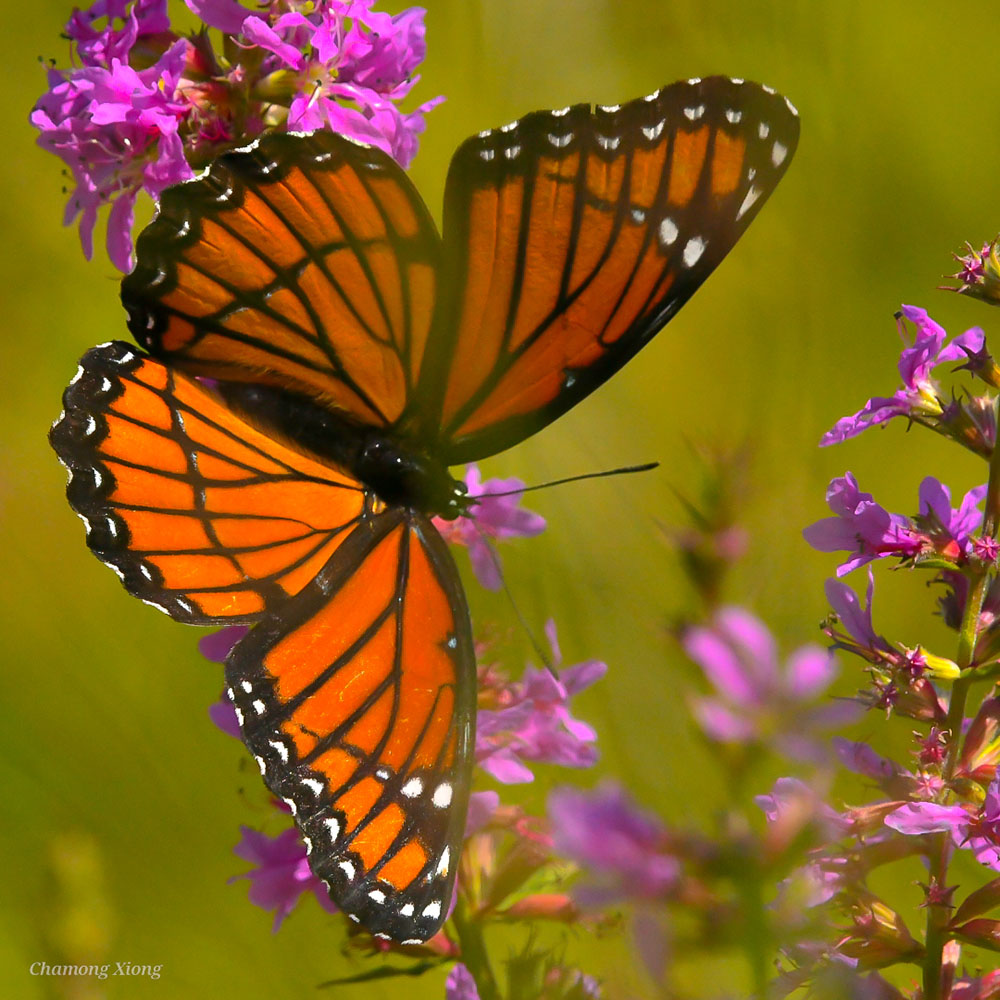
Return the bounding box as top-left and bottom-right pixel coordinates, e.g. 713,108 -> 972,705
805,473 -> 986,576
820,306 -> 985,445
67,0 -> 171,68
231,825 -> 338,931
198,625 -> 249,663
823,569 -> 896,664
912,477 -> 987,558
445,964 -> 481,1000
803,473 -> 922,576
755,777 -> 850,840
31,39 -> 193,270
548,782 -> 678,908
33,0 -> 441,270
682,606 -> 856,759
434,465 -> 546,591
884,775 -> 1000,870
476,621 -> 605,783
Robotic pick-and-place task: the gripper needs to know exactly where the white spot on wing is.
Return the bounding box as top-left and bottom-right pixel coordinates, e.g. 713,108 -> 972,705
725,109 -> 742,124
503,145 -> 520,160
339,860 -> 356,881
240,680 -> 252,693
687,76 -> 702,85
736,185 -> 762,220
432,783 -> 452,808
254,755 -> 266,775
400,903 -> 415,917
252,699 -> 265,715
762,84 -> 776,95
599,103 -> 621,112
402,777 -> 423,798
684,105 -> 705,121
421,900 -> 441,920
658,217 -> 679,246
785,96 -> 799,116
69,365 -> 85,385
548,133 -> 572,148
642,121 -> 664,141
771,141 -> 788,167
324,817 -> 341,840
268,740 -> 289,763
480,148 -> 495,162
758,122 -> 770,139
551,106 -> 570,117
683,236 -> 707,267
301,777 -> 324,797
437,847 -> 451,876
368,889 -> 386,904
597,135 -> 620,150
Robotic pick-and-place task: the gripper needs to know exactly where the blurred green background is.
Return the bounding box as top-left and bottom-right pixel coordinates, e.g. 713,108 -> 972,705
5,1 -> 1000,996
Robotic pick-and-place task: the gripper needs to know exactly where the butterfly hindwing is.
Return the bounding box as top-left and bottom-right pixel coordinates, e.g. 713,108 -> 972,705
121,131 -> 442,430
226,509 -> 475,941
50,341 -> 367,623
422,76 -> 800,461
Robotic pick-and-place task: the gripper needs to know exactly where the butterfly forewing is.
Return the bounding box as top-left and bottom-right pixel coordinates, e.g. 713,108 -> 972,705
50,342 -> 367,623
121,132 -> 442,429
422,76 -> 800,461
226,510 -> 475,941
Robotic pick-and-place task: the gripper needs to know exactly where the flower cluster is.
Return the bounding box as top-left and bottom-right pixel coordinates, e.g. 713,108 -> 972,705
31,0 -> 441,270
777,306 -> 1000,998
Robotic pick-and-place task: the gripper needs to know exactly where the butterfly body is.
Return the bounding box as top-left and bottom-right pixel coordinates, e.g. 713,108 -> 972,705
52,76 -> 799,941
213,380 -> 468,517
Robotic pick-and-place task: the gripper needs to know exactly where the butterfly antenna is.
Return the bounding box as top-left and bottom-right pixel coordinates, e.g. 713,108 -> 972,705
479,461 -> 659,500
469,520 -> 559,679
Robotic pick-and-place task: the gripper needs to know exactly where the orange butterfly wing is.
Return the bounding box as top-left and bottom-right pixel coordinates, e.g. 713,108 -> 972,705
121,132 -> 441,430
226,509 -> 474,942
50,341 -> 367,622
421,77 -> 800,461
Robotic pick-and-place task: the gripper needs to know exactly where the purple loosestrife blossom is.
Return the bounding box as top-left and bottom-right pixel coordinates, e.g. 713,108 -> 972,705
433,465 -> 546,591
945,237 -> 1000,312
820,306 -> 985,446
230,825 -> 339,931
32,0 -> 441,270
885,775 -> 1000,870
548,782 -> 678,908
476,621 -> 605,783
804,473 -> 986,576
682,605 -> 857,760
445,964 -> 481,1000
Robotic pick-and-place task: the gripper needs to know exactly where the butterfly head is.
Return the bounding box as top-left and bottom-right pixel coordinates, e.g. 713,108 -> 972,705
356,436 -> 468,520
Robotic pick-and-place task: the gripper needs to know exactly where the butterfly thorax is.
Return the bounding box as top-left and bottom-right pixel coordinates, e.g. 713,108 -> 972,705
215,381 -> 467,519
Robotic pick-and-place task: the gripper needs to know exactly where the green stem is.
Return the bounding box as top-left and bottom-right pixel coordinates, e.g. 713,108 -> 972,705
451,899 -> 501,1000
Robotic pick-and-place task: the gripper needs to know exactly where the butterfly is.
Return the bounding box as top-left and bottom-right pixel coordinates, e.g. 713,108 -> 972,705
50,76 -> 798,943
